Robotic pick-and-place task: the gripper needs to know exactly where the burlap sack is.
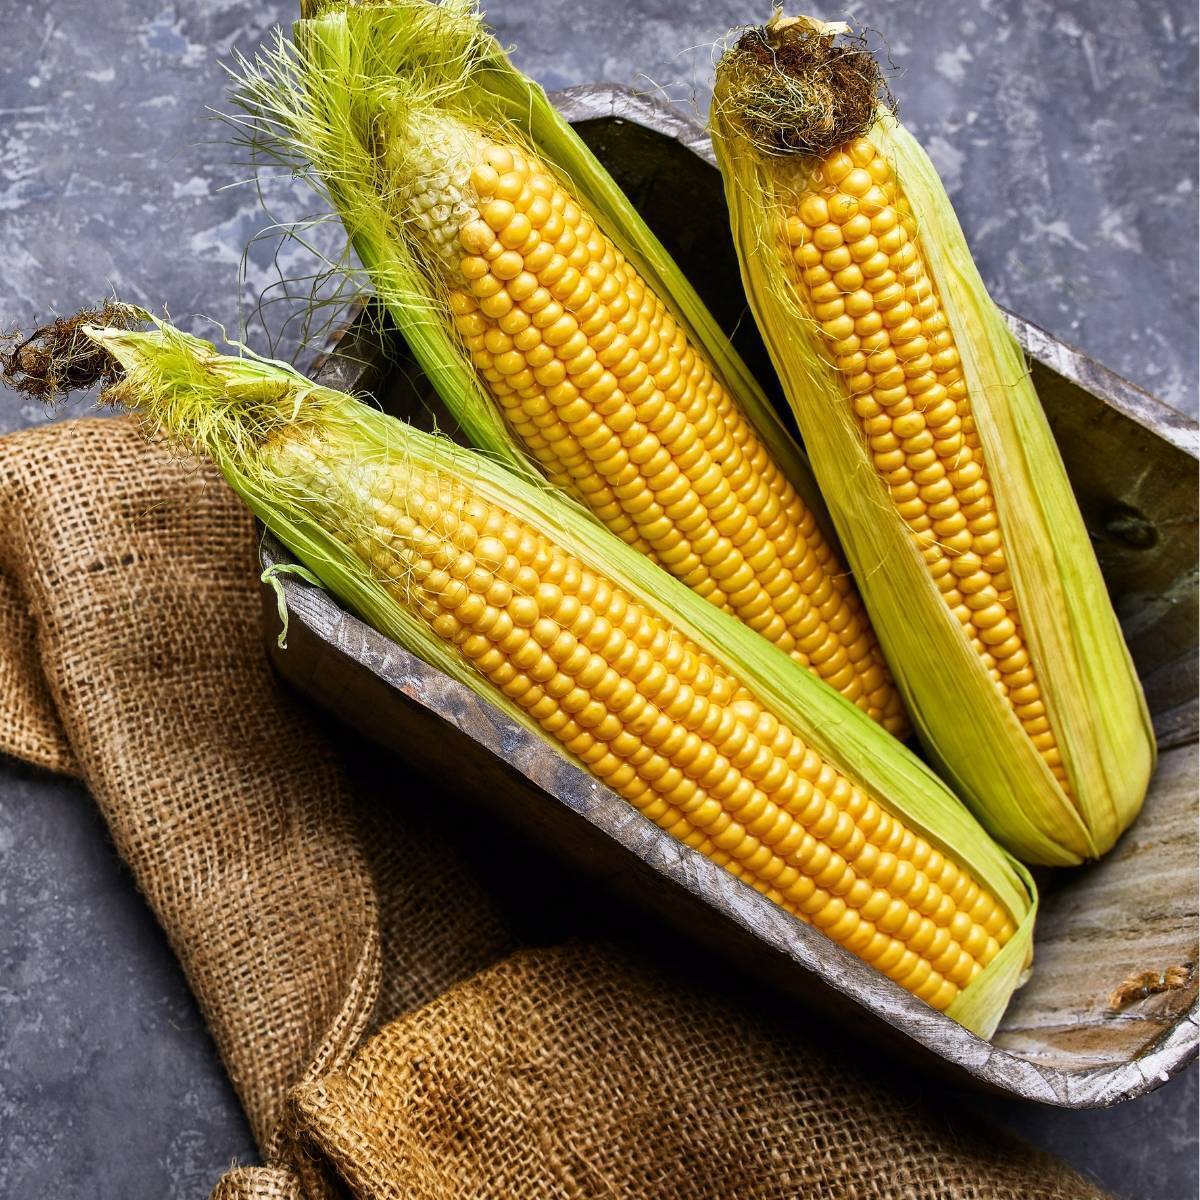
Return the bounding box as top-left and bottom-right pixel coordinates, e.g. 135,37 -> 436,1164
0,416 -> 1108,1200
289,942 -> 1111,1200
0,416 -> 512,1178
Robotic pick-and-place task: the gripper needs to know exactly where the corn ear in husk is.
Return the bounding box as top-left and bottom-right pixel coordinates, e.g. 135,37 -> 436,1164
226,0 -> 918,734
710,16 -> 1153,866
58,310 -> 1034,1036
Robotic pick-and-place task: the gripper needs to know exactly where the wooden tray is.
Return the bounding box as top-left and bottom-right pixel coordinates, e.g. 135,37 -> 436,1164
260,85 -> 1199,1107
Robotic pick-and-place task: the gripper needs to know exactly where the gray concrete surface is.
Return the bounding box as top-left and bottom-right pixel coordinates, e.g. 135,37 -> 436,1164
1,1 -> 1196,1197
0,0 -> 1195,429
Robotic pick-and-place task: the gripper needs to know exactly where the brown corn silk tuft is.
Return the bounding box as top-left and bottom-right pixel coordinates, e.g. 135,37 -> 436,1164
711,16 -> 1153,865
718,16 -> 890,158
1,301 -> 136,402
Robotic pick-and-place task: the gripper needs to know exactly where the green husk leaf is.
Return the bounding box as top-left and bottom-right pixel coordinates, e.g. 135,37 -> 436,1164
226,0 -> 833,535
711,20 -> 1154,866
79,315 -> 1035,1038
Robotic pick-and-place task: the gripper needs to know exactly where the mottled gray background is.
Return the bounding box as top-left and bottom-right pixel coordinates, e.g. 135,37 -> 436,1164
0,0 -> 1196,1197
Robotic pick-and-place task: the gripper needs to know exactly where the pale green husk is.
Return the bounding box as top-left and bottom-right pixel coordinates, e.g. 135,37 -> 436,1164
711,46 -> 1155,866
226,0 -> 831,533
87,314 -> 1035,1037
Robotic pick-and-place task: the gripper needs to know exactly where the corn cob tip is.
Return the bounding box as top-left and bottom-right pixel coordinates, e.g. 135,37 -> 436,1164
714,14 -> 892,159
0,310 -> 339,492
0,302 -> 142,403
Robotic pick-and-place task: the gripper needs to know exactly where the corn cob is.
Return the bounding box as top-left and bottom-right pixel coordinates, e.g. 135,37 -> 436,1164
778,141 -> 1065,784
711,16 -> 1154,865
304,446 -> 1007,1011
228,0 -> 909,735
44,311 -> 1035,1035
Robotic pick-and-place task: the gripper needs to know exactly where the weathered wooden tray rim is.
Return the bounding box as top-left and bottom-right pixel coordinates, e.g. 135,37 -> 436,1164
263,535 -> 1196,1108
266,84 -> 1198,1108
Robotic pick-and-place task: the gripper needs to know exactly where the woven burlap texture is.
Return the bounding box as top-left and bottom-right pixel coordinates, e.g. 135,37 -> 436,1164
0,417 -> 1107,1200
0,416 -> 512,1179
